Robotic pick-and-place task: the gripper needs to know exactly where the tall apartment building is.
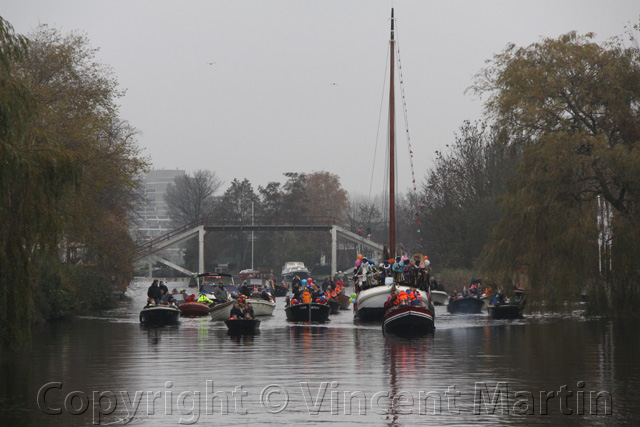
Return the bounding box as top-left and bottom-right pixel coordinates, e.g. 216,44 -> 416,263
133,169 -> 185,241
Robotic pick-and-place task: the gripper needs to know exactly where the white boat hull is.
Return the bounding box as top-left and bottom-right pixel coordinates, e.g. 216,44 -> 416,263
247,299 -> 276,316
431,290 -> 449,306
354,285 -> 412,321
209,301 -> 233,320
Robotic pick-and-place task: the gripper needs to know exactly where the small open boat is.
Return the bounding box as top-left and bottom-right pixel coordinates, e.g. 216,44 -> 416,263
273,283 -> 288,297
246,298 -> 276,316
337,294 -> 351,310
488,290 -> 527,319
447,297 -> 484,314
327,298 -> 341,314
383,303 -> 435,336
224,319 -> 261,335
179,302 -> 211,317
285,303 -> 330,322
209,301 -> 234,320
140,305 -> 180,325
488,303 -> 525,319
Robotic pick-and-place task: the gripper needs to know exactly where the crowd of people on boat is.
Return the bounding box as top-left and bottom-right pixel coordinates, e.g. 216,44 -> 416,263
285,276 -> 345,307
383,285 -> 424,309
145,280 -> 180,307
229,296 -> 254,320
448,278 -> 525,306
239,281 -> 274,302
352,253 -> 433,292
146,276 -> 279,310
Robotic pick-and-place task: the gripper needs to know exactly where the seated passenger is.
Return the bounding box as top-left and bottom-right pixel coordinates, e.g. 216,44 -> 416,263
229,301 -> 245,319
301,289 -> 312,304
408,289 -> 422,306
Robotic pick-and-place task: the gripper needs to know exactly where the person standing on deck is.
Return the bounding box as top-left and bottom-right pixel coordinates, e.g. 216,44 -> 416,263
214,281 -> 229,303
147,280 -> 161,304
392,256 -> 405,284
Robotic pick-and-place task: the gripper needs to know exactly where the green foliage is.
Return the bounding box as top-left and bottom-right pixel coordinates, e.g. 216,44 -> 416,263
32,257 -> 116,321
0,17 -> 81,350
482,134 -> 599,306
473,30 -> 640,312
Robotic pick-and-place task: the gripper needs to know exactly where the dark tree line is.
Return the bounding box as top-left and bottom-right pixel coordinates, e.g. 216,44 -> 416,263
418,27 -> 640,313
167,171 -> 349,276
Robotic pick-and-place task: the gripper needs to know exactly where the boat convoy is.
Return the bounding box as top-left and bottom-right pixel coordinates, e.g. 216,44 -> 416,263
138,9 -> 527,336
139,257 -> 527,337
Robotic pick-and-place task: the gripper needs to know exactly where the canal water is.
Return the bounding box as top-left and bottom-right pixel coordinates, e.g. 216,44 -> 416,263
1,279 -> 638,426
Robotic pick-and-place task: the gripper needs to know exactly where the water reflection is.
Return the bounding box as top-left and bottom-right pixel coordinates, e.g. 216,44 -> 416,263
0,281 -> 637,426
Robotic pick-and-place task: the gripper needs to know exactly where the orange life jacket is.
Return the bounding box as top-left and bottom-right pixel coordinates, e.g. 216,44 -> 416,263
397,291 -> 409,305
301,291 -> 312,304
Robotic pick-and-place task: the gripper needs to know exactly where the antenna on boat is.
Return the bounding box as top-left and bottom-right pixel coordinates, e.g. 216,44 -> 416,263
389,7 -> 396,256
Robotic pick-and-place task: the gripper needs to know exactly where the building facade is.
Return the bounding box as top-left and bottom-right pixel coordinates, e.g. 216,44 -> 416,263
133,169 -> 185,241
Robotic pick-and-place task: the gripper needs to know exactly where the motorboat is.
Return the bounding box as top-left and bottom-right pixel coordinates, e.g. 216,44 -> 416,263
430,290 -> 449,306
139,304 -> 180,325
327,298 -> 341,314
383,303 -> 435,336
285,302 -> 330,322
209,301 -> 234,320
224,319 -> 261,335
488,290 -> 527,319
447,297 -> 484,314
246,297 -> 276,316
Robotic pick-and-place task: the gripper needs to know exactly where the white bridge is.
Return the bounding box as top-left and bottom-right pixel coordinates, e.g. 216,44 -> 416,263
134,217 -> 383,278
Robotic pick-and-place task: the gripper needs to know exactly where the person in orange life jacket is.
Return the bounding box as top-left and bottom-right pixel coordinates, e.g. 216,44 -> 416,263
408,289 -> 422,306
398,290 -> 409,305
316,291 -> 327,304
301,288 -> 312,304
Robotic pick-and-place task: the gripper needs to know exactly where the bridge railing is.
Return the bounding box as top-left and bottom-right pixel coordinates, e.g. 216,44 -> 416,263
135,215 -> 350,255
204,215 -> 343,227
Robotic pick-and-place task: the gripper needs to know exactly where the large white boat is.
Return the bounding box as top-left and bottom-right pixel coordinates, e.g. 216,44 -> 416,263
355,282 -> 412,321
281,261 -> 310,286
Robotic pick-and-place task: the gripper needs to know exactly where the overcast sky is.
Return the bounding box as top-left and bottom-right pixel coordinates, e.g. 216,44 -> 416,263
3,1 -> 639,197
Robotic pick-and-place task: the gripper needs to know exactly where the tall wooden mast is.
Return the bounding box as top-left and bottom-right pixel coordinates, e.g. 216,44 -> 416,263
389,8 -> 396,256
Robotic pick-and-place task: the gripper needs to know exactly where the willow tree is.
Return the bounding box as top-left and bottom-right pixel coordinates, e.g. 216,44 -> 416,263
0,18 -> 80,349
471,31 -> 640,310
15,24 -> 148,292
